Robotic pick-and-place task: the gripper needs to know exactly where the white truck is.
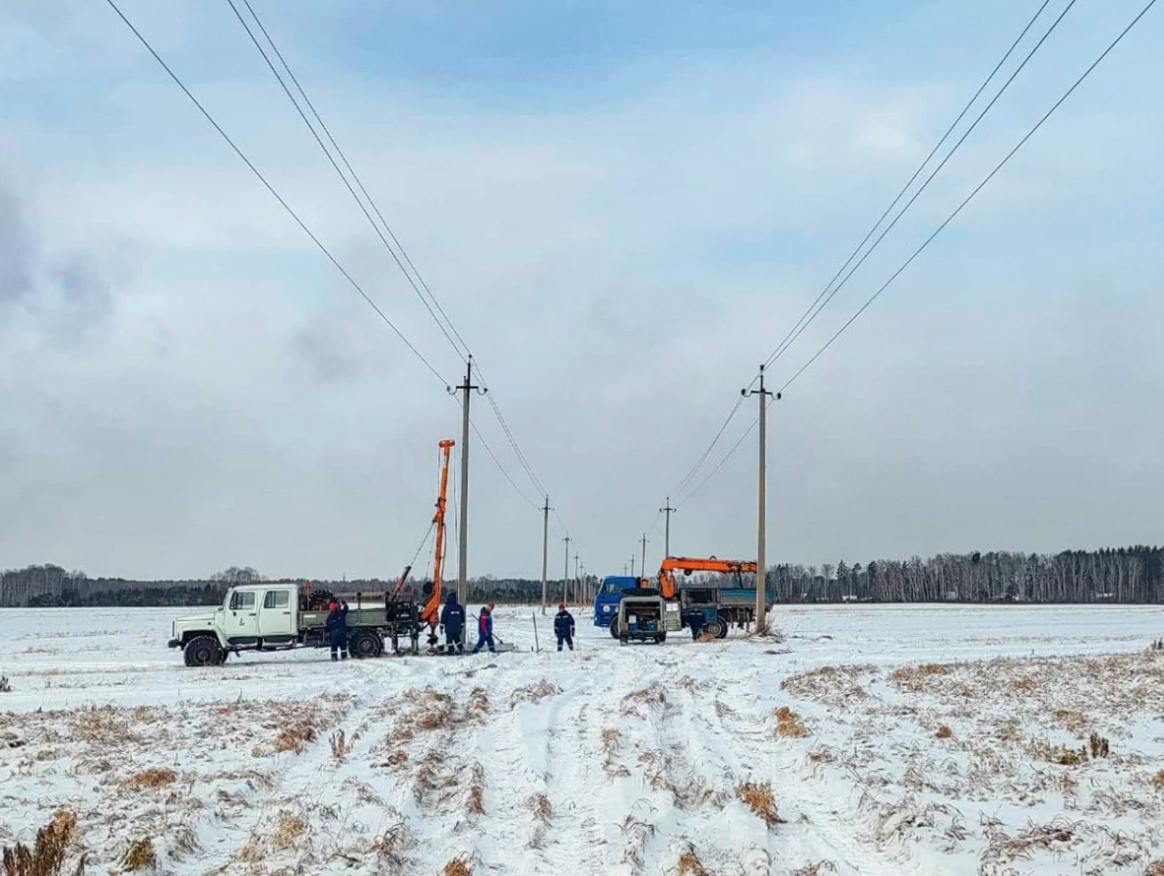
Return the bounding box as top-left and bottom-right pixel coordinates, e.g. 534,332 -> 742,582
168,582 -> 430,666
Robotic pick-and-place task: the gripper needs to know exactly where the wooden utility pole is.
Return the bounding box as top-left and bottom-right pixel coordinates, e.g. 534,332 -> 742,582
562,535 -> 571,604
540,495 -> 549,609
449,356 -> 484,612
742,364 -> 778,634
660,498 -> 676,559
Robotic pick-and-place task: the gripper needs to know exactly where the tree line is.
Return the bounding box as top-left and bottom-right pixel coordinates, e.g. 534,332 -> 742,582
3,546 -> 1161,607
0,564 -> 589,608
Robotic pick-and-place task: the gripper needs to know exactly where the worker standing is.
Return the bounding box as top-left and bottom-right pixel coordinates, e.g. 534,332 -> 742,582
472,603 -> 496,654
554,602 -> 576,651
440,591 -> 465,655
325,600 -> 349,661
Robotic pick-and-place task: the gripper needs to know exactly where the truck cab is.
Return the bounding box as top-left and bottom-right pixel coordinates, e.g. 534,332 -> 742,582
593,576 -> 641,627
169,583 -> 303,664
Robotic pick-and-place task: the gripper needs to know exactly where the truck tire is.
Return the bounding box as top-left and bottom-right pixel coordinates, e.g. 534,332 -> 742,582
655,632 -> 667,644
349,630 -> 381,660
609,616 -> 621,639
702,620 -> 724,640
716,621 -> 729,639
184,635 -> 221,667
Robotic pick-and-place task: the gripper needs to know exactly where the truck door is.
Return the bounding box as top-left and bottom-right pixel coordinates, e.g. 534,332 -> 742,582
258,588 -> 295,640
226,590 -> 259,642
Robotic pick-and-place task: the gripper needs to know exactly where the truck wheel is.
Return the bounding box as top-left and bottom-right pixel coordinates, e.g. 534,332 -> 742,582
702,620 -> 724,639
716,621 -> 729,639
349,630 -> 381,660
609,616 -> 621,639
184,635 -> 221,667
655,632 -> 667,644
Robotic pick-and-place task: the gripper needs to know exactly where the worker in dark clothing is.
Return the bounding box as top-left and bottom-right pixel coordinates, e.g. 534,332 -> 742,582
440,591 -> 465,654
325,600 -> 349,660
554,602 -> 576,651
472,603 -> 496,654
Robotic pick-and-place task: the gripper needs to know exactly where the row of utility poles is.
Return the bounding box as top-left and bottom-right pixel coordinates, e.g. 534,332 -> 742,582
456,354 -> 774,635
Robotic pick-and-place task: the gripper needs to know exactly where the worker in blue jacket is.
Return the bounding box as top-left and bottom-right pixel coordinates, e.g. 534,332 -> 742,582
472,603 -> 496,654
440,591 -> 465,654
325,600 -> 349,660
554,603 -> 576,651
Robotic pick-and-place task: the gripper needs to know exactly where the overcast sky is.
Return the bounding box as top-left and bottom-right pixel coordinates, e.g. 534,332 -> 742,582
1,0 -> 1161,581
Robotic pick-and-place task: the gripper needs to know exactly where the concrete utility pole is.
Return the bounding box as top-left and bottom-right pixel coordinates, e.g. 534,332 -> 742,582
562,535 -> 571,604
573,554 -> 580,605
630,555 -> 636,578
449,356 -> 484,611
742,364 -> 778,634
640,533 -> 648,581
660,498 -> 676,559
540,496 -> 551,614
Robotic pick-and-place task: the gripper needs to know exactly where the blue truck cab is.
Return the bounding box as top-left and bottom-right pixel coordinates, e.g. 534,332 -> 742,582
593,575 -> 641,626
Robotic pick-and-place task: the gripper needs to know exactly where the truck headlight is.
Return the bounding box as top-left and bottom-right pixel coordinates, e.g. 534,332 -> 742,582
603,605 -> 612,613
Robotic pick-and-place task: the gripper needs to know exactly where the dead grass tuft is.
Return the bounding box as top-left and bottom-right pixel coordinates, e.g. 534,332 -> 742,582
1146,862 -> 1164,876
1032,741 -> 1088,766
272,812 -> 307,851
935,725 -> 953,740
511,679 -> 560,706
122,767 -> 176,791
329,729 -> 352,760
442,855 -> 472,876
0,676 -> 11,694
676,845 -> 708,876
369,822 -> 408,869
620,817 -> 655,868
274,722 -> 316,753
1,809 -> 82,876
775,706 -> 808,738
1088,732 -> 1110,759
1151,770 -> 1164,791
781,664 -> 872,706
791,863 -> 837,876
121,837 -> 156,872
527,794 -> 552,823
890,662 -> 954,691
1053,708 -> 1087,734
466,764 -> 485,816
621,684 -> 668,716
736,781 -> 784,828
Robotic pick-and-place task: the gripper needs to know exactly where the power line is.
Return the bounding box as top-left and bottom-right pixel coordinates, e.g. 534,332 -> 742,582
228,0 -> 567,545
671,396 -> 745,497
779,0 -> 1159,396
669,1 -> 1062,514
103,0 -> 449,387
760,0 -> 1073,376
225,0 -> 466,360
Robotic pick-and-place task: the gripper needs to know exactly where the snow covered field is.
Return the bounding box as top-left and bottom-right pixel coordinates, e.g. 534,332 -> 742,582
1,603 -> 1163,875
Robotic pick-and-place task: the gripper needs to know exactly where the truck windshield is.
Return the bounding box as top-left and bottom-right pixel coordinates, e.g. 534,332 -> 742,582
602,581 -> 623,594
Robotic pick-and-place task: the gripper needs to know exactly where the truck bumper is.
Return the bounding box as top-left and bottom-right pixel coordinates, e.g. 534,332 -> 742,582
167,638 -> 181,649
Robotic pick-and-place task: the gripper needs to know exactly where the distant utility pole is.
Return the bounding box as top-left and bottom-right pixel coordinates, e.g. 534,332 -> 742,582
541,496 -> 551,614
622,562 -> 628,576
630,555 -> 636,579
660,498 -> 677,559
742,364 -> 778,634
449,356 -> 484,610
640,533 -> 649,580
573,554 -> 580,605
562,535 -> 571,603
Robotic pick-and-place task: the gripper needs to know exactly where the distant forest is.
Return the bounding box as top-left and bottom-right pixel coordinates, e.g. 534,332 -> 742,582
2,547 -> 1162,607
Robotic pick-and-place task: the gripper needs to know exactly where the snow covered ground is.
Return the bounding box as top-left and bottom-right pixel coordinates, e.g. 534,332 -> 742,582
1,603 -> 1163,875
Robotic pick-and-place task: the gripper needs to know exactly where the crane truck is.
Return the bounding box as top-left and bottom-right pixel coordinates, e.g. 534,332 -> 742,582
608,556 -> 769,642
168,439 -> 457,666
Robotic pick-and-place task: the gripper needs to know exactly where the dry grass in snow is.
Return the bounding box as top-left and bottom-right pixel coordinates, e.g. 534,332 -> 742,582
736,781 -> 784,828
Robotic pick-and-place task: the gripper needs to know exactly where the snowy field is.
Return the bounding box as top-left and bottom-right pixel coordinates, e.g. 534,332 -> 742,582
1,603 -> 1163,875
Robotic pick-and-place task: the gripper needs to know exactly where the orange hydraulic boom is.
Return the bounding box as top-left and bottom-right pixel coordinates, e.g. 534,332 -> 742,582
657,556 -> 757,600
420,439 -> 455,627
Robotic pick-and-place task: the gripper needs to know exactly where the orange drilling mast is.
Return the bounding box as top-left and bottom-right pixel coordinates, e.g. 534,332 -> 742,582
657,556 -> 757,600
420,439 -> 455,627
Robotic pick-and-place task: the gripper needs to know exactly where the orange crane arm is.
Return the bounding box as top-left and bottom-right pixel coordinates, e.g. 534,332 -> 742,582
657,556 -> 758,600
420,439 -> 455,626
